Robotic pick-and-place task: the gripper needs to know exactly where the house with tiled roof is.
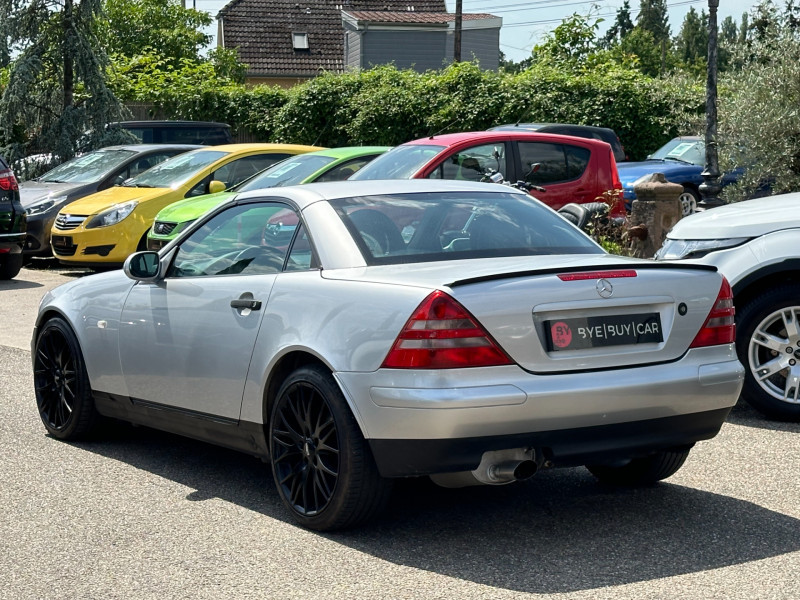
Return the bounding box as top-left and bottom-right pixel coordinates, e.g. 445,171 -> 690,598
342,11 -> 501,72
216,0 -> 500,86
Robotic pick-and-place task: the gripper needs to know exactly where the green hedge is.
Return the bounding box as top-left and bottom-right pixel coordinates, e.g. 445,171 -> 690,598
114,61 -> 705,160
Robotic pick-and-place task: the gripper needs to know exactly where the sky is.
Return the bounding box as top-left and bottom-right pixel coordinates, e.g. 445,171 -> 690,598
194,0 -> 762,63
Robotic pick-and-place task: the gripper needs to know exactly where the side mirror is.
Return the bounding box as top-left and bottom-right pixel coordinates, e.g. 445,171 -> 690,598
124,251 -> 162,282
208,180 -> 226,194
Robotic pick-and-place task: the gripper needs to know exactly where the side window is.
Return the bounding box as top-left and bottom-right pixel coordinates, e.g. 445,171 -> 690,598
167,203 -> 299,278
186,175 -> 212,198
212,155 -> 290,189
565,145 -> 591,179
519,142 -> 590,185
285,223 -> 318,271
427,143 -> 507,182
315,157 -> 376,182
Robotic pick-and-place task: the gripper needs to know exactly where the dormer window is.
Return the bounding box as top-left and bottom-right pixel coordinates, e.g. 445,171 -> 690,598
292,32 -> 309,50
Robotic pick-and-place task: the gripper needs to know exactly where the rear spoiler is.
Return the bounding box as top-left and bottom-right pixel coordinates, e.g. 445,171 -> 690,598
447,261 -> 717,288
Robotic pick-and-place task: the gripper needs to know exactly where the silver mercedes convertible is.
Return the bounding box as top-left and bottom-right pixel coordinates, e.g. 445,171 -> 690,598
32,180 -> 744,530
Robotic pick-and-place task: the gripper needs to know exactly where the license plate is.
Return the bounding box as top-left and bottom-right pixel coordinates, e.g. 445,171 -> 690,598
545,313 -> 663,352
52,235 -> 72,249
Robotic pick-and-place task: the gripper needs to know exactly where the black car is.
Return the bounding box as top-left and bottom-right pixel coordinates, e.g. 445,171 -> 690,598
0,156 -> 26,279
20,144 -> 200,256
107,121 -> 233,145
488,123 -> 628,163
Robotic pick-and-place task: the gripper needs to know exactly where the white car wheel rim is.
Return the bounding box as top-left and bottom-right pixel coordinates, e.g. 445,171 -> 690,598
679,192 -> 697,216
748,306 -> 800,404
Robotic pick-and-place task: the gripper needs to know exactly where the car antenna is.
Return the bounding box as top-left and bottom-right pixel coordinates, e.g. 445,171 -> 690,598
514,102 -> 535,127
312,121 -> 330,147
426,118 -> 460,139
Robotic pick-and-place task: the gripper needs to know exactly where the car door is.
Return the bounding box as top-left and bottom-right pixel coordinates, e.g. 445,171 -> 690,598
118,200 -> 300,420
515,140 -> 595,209
424,142 -> 510,182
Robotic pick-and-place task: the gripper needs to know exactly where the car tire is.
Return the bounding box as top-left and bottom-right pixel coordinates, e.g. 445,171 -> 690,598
0,253 -> 23,279
33,317 -> 98,439
586,447 -> 691,485
269,364 -> 392,531
679,187 -> 700,217
736,284 -> 800,421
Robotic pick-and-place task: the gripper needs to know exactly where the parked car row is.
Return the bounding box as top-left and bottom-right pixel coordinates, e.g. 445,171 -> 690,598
23,128 -> 625,269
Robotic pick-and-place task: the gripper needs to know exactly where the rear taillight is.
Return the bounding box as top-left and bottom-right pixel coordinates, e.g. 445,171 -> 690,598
381,290 -> 513,369
690,277 -> 735,348
0,168 -> 18,192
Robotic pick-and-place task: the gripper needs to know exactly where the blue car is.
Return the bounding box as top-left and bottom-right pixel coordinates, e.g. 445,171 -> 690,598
619,136 -> 741,216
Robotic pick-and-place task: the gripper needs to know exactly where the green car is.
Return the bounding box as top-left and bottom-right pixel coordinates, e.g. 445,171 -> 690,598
147,146 -> 390,250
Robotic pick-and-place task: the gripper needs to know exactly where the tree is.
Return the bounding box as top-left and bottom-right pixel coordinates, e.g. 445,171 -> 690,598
619,26 -> 663,76
532,14 -> 602,68
637,0 -> 670,42
719,6 -> 800,199
0,0 -> 129,168
601,0 -> 635,47
637,0 -> 670,74
675,7 -> 708,70
98,0 -> 212,67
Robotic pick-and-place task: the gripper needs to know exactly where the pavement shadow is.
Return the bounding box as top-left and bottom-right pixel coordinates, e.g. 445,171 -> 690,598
71,422 -> 800,595
726,398 -> 800,433
0,278 -> 43,291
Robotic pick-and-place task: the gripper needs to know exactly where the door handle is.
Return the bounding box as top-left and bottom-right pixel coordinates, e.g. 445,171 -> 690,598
230,299 -> 262,310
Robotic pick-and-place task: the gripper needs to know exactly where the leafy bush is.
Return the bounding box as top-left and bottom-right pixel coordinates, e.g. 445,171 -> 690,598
105,60 -> 700,159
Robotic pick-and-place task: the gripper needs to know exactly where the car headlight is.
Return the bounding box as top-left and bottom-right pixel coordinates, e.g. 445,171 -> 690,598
26,195 -> 67,216
655,237 -> 750,260
85,200 -> 139,229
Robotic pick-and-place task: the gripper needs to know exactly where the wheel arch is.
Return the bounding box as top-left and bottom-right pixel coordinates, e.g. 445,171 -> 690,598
33,308 -> 74,341
732,261 -> 800,311
262,350 -> 363,433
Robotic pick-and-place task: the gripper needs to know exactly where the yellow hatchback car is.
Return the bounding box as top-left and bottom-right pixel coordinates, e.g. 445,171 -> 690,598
51,143 -> 323,267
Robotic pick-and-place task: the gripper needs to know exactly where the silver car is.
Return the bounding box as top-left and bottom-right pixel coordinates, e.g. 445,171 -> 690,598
32,180 -> 743,531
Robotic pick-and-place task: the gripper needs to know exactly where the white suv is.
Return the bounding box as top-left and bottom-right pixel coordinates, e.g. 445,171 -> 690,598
656,192 -> 800,421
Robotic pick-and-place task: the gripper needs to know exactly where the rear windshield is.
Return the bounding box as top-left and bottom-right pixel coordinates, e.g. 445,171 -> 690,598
331,191 -> 602,265
38,149 -> 137,184
123,149 -> 228,188
350,144 -> 444,180
236,155 -> 336,191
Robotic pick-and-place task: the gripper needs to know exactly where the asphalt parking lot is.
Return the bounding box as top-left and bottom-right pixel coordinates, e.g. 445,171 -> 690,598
1,263 -> 799,600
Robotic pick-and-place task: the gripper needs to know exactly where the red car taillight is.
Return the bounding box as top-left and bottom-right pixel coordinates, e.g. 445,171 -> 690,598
0,168 -> 18,192
382,290 -> 513,369
690,277 -> 735,348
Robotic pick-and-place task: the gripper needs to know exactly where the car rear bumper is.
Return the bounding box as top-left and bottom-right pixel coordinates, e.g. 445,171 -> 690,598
368,407 -> 731,477
335,345 -> 743,476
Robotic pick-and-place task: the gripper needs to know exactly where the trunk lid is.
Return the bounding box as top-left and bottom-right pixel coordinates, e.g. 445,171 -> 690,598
324,256 -> 724,371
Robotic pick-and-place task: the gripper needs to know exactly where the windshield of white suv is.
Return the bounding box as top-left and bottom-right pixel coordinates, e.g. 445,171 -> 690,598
38,149 -> 137,184
123,149 -> 228,188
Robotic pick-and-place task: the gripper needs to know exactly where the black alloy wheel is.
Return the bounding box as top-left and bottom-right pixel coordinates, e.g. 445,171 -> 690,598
34,317 -> 97,439
269,365 -> 391,530
272,379 -> 340,516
